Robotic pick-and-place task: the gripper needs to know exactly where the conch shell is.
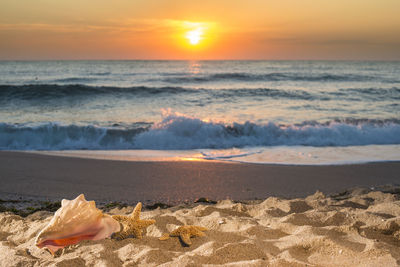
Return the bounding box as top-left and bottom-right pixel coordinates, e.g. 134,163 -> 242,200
35,194 -> 120,254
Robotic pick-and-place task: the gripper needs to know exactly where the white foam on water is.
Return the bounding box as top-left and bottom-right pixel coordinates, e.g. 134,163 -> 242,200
30,144 -> 400,165
200,145 -> 400,165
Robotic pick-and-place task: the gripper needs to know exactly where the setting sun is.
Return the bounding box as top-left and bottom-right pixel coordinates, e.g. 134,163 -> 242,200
186,28 -> 203,45
177,21 -> 216,50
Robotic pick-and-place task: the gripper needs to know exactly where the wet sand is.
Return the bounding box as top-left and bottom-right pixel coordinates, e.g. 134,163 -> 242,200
0,151 -> 399,204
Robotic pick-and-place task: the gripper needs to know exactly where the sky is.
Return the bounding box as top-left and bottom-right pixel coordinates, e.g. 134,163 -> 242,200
0,0 -> 399,60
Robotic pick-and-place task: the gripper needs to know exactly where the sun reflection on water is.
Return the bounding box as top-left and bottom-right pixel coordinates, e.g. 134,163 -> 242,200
189,61 -> 201,75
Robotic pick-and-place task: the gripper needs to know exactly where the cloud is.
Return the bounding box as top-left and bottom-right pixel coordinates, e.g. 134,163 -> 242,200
0,18 -> 218,36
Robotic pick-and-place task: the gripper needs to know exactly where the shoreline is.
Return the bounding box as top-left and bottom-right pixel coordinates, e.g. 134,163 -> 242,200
18,149 -> 400,166
7,144 -> 400,165
1,151 -> 399,205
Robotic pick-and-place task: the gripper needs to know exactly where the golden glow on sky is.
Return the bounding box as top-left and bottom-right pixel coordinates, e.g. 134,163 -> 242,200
0,0 -> 399,60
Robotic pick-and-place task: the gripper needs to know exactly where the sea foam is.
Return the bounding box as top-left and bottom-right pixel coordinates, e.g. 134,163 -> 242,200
1,115 -> 399,150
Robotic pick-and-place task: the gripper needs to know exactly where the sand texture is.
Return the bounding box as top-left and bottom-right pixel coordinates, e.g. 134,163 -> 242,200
1,188 -> 400,266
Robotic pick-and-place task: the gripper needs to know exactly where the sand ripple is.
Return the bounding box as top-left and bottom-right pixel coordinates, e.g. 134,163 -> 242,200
0,189 -> 399,266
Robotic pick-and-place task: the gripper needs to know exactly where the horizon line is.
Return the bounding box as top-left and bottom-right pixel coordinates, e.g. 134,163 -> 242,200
1,59 -> 400,62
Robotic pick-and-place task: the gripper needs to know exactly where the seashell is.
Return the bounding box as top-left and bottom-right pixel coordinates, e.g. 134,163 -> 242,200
35,194 -> 120,254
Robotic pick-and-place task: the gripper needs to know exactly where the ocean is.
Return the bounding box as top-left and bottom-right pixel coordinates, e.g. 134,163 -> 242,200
0,60 -> 399,164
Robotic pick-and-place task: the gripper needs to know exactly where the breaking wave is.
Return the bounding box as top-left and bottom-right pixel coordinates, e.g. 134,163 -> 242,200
1,115 -> 399,150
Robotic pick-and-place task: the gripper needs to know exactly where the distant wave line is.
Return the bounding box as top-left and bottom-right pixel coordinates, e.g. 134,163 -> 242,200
161,72 -> 399,83
1,84 -> 399,101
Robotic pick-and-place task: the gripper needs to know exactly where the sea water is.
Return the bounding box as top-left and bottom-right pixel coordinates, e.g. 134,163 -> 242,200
0,60 -> 399,164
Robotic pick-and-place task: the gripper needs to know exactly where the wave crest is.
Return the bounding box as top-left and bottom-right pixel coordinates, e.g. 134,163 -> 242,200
1,115 -> 399,150
134,115 -> 400,149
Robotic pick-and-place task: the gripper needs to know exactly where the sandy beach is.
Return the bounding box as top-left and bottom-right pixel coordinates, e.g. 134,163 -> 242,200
0,151 -> 399,266
1,187 -> 400,266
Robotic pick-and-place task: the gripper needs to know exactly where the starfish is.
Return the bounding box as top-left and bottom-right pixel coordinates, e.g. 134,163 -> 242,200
111,202 -> 155,239
159,225 -> 208,246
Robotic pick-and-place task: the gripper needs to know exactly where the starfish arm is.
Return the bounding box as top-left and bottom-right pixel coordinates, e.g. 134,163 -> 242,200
195,226 -> 208,232
192,229 -> 206,237
112,215 -> 126,222
169,229 -> 181,237
140,219 -> 156,227
132,227 -> 143,239
131,202 -> 142,221
180,232 -> 192,246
